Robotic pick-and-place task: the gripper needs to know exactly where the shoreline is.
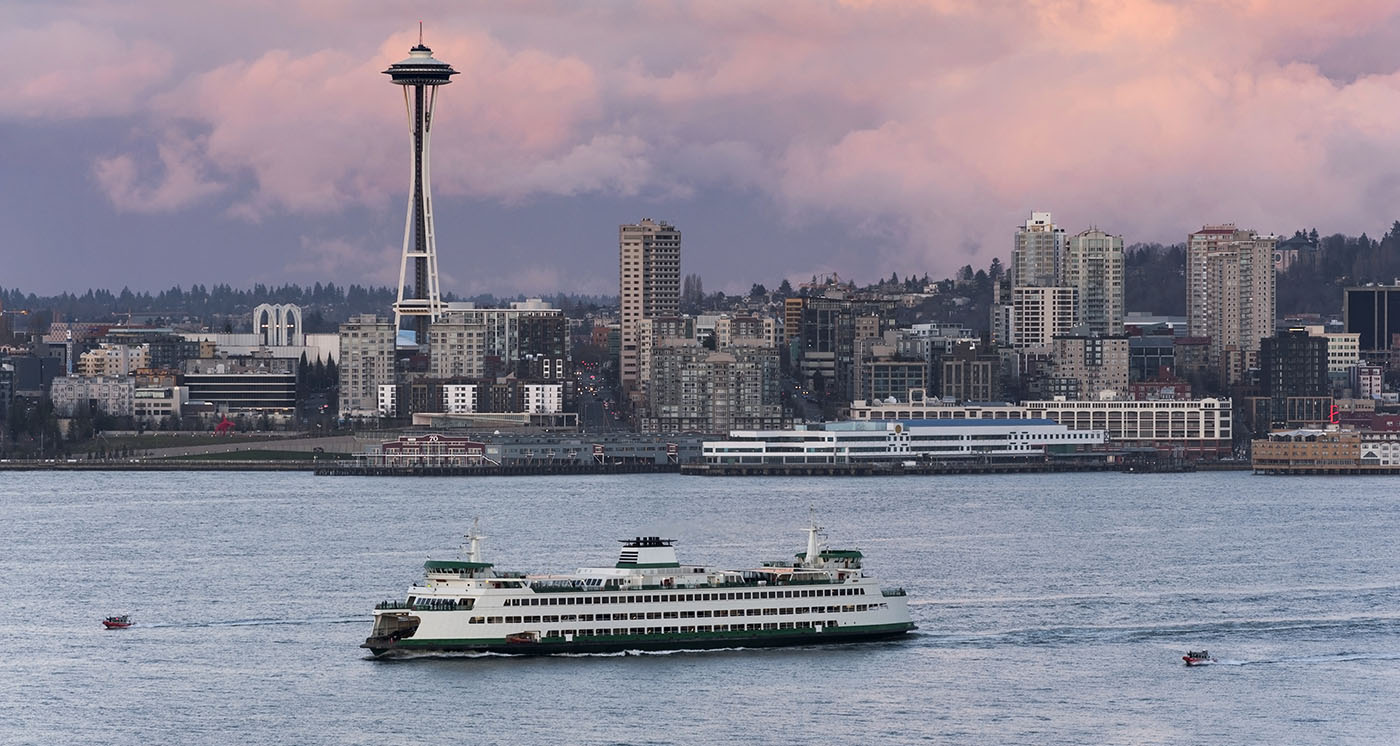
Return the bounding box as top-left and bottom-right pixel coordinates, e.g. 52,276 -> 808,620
0,459 -> 1255,475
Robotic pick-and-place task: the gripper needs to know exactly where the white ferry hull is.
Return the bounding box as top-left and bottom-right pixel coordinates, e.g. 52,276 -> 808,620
363,621 -> 916,657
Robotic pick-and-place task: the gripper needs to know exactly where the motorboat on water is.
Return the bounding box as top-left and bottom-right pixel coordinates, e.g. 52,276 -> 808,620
102,615 -> 133,629
1183,650 -> 1215,666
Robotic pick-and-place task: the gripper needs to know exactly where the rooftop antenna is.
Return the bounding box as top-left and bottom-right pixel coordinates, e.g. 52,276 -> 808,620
419,20 -> 423,46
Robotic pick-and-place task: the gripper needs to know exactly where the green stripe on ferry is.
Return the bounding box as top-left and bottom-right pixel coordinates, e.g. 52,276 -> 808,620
397,622 -> 915,648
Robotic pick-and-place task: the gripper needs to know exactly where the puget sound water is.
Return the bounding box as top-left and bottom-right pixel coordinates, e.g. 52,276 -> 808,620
2,470 -> 1398,745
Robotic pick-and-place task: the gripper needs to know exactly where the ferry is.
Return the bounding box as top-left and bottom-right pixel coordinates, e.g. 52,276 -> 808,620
362,520 -> 915,657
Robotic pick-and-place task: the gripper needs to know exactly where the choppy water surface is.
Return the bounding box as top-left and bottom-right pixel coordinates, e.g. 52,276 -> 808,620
2,471 -> 1398,745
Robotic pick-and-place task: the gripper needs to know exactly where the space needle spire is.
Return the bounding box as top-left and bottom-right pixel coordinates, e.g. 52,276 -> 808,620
384,27 -> 457,345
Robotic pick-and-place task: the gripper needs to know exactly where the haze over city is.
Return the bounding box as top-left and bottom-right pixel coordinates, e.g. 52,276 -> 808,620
6,1 -> 1400,296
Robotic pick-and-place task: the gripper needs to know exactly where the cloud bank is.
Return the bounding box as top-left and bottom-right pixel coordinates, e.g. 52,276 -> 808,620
5,1 -> 1400,289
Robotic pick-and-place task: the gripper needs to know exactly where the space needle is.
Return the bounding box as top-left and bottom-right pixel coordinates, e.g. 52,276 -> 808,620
384,26 -> 457,345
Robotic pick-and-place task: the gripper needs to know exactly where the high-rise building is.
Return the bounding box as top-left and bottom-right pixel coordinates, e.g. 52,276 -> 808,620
1063,228 -> 1125,335
1344,284 -> 1400,354
384,34 -> 457,345
338,314 -> 397,417
619,218 -> 681,399
1187,224 -> 1276,380
1259,329 -> 1329,427
1010,286 -> 1079,350
1047,335 -> 1130,400
1012,212 -> 1066,288
644,340 -> 785,434
428,300 -> 565,380
790,291 -> 897,403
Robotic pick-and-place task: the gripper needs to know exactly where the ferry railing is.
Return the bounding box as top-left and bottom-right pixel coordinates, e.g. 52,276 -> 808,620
526,578 -> 843,593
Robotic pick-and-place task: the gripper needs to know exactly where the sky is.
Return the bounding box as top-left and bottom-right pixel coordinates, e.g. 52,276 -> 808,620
4,1 -> 1400,297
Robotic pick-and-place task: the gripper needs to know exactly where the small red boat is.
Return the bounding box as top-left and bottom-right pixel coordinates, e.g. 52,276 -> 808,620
102,615 -> 133,629
1183,650 -> 1214,666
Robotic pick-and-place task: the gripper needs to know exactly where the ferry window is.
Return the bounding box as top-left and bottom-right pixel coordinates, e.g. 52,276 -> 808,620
764,608 -> 777,615
488,617 -> 503,624
567,597 -> 576,605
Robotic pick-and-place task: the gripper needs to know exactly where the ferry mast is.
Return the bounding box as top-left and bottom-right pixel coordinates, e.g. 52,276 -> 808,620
384,26 -> 457,345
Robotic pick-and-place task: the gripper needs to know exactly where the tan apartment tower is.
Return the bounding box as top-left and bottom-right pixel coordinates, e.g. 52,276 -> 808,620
619,218 -> 681,401
1064,228 -> 1125,335
1012,211 -> 1066,288
1187,224 -> 1277,383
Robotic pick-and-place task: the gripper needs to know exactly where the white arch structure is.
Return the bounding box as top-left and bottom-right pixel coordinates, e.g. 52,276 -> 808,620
253,303 -> 304,347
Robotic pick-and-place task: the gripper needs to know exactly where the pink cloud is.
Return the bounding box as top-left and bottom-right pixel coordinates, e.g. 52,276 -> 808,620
0,21 -> 173,119
91,130 -> 224,212
60,0 -> 1400,280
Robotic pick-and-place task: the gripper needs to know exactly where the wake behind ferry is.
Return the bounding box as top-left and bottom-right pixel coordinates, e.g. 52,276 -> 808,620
363,521 -> 915,657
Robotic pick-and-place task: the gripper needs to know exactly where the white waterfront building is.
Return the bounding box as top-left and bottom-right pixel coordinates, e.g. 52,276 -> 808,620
850,394 -> 1233,458
703,419 -> 1104,465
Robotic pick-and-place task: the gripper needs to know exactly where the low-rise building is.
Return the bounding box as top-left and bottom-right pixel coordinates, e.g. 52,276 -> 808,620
1253,428 -> 1400,473
50,376 -> 134,417
76,344 -> 149,377
132,385 -> 188,422
183,355 -> 296,413
1351,365 -> 1384,399
850,393 -> 1233,458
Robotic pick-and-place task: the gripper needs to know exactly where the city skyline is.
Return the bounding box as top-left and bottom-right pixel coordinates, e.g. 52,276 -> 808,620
5,3 -> 1400,297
